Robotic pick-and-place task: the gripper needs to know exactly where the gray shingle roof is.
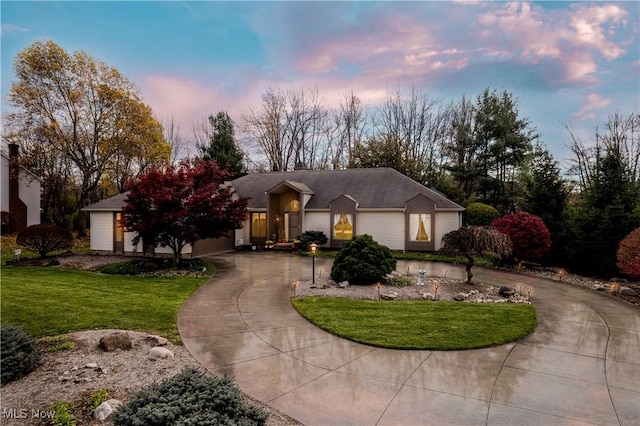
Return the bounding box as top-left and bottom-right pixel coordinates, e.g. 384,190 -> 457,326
82,192 -> 129,211
231,168 -> 463,210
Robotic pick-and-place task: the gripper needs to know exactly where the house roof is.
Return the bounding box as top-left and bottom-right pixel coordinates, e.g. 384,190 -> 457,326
231,168 -> 463,210
82,192 -> 129,211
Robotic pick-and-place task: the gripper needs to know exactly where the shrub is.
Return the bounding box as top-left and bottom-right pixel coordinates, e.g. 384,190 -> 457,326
85,388 -> 109,414
1,323 -> 41,384
440,226 -> 512,257
16,224 -> 73,258
464,202 -> 500,226
617,227 -> 640,278
385,276 -> 413,287
330,234 -> 396,285
298,230 -> 328,252
50,401 -> 75,426
492,212 -> 551,261
113,367 -> 267,426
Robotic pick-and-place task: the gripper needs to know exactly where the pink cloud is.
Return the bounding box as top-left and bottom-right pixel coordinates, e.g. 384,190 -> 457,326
573,93 -> 612,120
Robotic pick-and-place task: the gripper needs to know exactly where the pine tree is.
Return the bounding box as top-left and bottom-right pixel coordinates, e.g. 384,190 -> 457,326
198,111 -> 245,179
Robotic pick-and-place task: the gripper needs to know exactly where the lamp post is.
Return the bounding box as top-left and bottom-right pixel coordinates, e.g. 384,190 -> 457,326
310,243 -> 317,288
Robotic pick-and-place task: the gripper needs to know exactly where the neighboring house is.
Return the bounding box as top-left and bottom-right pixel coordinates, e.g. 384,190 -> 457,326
232,168 -> 463,251
83,167 -> 463,256
1,144 -> 41,233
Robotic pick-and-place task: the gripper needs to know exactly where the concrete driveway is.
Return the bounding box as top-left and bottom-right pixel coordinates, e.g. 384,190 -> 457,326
178,252 -> 639,425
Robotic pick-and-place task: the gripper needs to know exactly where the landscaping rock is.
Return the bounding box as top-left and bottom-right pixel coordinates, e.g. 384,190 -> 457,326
145,335 -> 169,346
499,286 -> 517,297
620,286 -> 638,297
99,332 -> 132,352
453,293 -> 468,301
422,293 -> 435,301
381,292 -> 398,300
148,346 -> 174,360
337,281 -> 349,289
94,399 -> 123,421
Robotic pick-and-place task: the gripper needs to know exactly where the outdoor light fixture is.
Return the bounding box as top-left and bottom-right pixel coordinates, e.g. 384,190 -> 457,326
377,282 -> 381,300
527,287 -> 532,300
310,243 -> 317,287
434,282 -> 439,300
292,281 -> 298,296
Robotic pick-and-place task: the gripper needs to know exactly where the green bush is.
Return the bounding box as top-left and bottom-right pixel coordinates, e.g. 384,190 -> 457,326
16,224 -> 74,258
95,258 -> 209,275
1,323 -> 41,384
330,234 -> 396,284
385,276 -> 413,287
464,202 -> 500,226
85,388 -> 109,414
113,367 -> 267,426
298,230 -> 328,252
50,401 -> 75,426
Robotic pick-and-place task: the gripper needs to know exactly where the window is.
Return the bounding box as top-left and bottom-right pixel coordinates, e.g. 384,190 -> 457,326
333,213 -> 353,240
251,213 -> 267,238
409,214 -> 431,242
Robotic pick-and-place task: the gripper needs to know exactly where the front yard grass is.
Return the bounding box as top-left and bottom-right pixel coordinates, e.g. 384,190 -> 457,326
291,297 -> 536,350
1,265 -> 211,343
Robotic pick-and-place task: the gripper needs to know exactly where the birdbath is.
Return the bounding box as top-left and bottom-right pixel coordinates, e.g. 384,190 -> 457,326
417,269 -> 426,286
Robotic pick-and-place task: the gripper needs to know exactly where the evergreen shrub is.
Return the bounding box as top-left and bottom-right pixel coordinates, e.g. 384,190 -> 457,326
1,323 -> 41,384
330,234 -> 396,284
297,230 -> 328,252
16,224 -> 73,257
113,367 -> 267,426
464,202 -> 500,226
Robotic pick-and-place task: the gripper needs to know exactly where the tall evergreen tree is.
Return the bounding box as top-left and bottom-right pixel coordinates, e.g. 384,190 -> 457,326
567,147 -> 640,277
198,111 -> 245,179
521,146 -> 570,263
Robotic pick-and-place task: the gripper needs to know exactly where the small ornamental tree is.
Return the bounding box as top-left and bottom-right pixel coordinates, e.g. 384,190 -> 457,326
16,224 -> 74,257
122,159 -> 248,262
617,228 -> 640,278
330,234 -> 396,284
491,211 -> 551,261
464,202 -> 500,226
440,226 -> 512,283
298,230 -> 328,252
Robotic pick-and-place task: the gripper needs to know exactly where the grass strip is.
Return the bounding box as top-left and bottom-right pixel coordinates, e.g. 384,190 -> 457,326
1,265 -> 211,343
291,296 -> 536,350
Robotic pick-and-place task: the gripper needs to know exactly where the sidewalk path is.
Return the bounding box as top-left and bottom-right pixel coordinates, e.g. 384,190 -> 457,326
178,252 -> 639,425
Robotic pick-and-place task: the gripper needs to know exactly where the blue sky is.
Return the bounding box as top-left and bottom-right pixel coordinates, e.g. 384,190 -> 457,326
1,1 -> 638,169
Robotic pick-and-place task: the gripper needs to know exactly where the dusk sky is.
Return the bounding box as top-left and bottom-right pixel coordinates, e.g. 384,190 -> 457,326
1,1 -> 638,169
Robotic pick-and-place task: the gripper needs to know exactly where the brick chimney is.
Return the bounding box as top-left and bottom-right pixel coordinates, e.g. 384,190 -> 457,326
8,143 -> 28,233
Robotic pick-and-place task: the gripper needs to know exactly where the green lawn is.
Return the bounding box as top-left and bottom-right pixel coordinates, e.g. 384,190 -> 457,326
1,265 -> 211,343
291,297 -> 537,350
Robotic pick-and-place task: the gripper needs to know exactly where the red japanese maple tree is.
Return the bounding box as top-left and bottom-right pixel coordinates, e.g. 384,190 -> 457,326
121,159 -> 248,261
617,228 -> 640,278
491,211 -> 551,261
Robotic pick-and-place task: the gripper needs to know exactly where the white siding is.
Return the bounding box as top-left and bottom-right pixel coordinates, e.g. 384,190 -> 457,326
303,212 -> 331,247
235,221 -> 250,245
434,211 -> 462,250
155,243 -> 192,256
124,231 -> 138,253
90,212 -> 114,251
358,211 -> 405,250
19,171 -> 41,226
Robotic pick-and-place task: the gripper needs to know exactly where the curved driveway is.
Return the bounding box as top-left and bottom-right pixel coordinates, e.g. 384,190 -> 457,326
178,252 -> 639,425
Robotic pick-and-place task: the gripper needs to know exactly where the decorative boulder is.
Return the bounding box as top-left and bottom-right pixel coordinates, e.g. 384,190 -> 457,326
145,335 -> 169,346
99,332 -> 132,352
381,292 -> 398,300
337,281 -> 349,289
498,286 -> 517,297
148,346 -> 174,360
94,399 -> 123,421
422,293 -> 435,301
453,293 -> 468,301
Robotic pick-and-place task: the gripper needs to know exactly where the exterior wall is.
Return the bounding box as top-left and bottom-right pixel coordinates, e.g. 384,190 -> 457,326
19,171 -> 40,226
235,223 -> 250,245
303,211 -> 331,247
192,236 -> 234,256
89,212 -> 114,251
358,211 -> 405,250
1,155 -> 8,212
434,211 -> 462,250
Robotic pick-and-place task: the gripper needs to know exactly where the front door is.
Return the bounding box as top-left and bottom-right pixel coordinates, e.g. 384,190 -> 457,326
287,213 -> 300,241
114,213 -> 124,254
